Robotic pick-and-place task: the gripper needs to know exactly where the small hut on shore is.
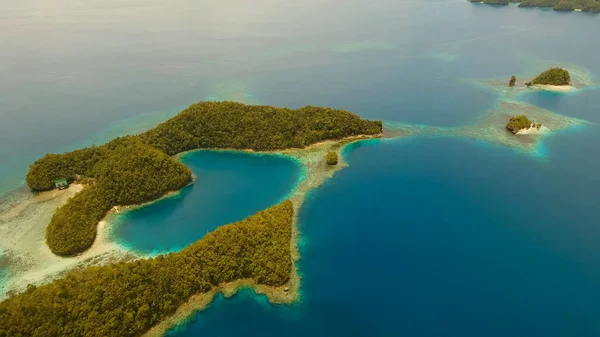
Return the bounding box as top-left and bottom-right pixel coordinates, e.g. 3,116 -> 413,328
54,178 -> 69,190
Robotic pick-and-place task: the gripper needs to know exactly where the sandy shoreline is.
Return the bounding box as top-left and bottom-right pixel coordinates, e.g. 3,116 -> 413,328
531,84 -> 576,92
516,125 -> 550,135
144,279 -> 298,337
0,180 -> 190,298
0,186 -> 78,222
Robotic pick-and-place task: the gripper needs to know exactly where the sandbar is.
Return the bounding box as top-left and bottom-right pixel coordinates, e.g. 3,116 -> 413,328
531,84 -> 576,92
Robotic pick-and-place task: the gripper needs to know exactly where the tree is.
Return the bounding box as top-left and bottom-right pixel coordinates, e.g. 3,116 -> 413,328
506,115 -> 536,134
326,152 -> 338,166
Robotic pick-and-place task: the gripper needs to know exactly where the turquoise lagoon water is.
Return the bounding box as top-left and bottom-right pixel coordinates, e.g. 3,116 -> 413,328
1,0 -> 600,336
111,151 -> 302,254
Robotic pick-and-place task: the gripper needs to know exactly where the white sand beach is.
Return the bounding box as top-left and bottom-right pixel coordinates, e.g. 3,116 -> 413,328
532,84 -> 576,92
516,125 -> 550,135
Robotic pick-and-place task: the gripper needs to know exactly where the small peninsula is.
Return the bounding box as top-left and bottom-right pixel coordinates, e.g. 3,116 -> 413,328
506,115 -> 544,135
0,201 -> 294,337
25,101 -> 382,256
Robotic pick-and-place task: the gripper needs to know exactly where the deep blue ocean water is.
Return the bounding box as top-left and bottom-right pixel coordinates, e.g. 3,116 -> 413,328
1,0 -> 600,336
111,151 -> 302,254
170,128 -> 600,337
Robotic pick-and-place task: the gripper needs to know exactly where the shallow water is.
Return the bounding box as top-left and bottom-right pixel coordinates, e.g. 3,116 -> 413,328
1,0 -> 600,335
519,89 -> 600,123
111,151 -> 302,254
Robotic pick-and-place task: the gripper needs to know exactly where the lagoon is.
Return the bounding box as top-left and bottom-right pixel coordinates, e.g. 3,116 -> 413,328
111,151 -> 302,254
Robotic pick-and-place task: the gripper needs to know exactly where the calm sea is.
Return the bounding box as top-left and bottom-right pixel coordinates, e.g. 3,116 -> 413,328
1,0 -> 600,336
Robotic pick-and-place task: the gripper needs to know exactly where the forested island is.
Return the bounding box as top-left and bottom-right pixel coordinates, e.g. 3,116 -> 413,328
0,201 -> 293,337
26,101 -> 382,256
506,115 -> 542,134
471,0 -> 600,12
526,67 -> 571,86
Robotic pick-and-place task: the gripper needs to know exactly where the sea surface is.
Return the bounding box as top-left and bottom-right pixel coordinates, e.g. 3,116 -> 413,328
169,129 -> 600,337
1,0 -> 600,336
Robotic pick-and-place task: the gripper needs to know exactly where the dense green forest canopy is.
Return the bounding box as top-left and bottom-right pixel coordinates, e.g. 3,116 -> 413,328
26,146 -> 103,191
26,101 -> 382,256
0,201 -> 293,337
529,68 -> 571,86
44,137 -> 192,256
506,115 -> 534,134
93,137 -> 192,206
471,0 -> 600,12
140,101 -> 383,155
